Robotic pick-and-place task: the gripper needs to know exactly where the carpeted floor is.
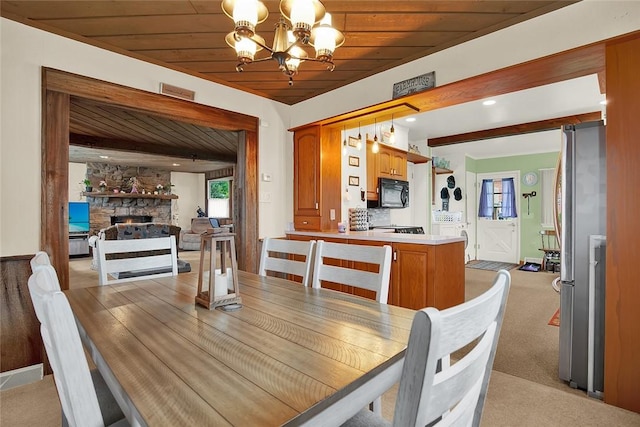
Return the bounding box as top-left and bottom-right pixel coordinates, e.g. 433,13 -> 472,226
467,260 -> 520,271
3,254 -> 640,426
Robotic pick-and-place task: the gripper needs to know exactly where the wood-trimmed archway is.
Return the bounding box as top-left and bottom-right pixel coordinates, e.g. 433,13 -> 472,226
41,68 -> 259,289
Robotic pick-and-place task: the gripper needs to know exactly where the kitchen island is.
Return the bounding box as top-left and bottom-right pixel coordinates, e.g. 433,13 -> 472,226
286,230 -> 465,310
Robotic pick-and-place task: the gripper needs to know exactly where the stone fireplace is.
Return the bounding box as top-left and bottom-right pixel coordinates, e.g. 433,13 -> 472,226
83,163 -> 176,235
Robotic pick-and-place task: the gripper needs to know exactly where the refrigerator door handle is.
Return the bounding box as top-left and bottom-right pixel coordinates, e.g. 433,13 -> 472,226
558,281 -> 574,383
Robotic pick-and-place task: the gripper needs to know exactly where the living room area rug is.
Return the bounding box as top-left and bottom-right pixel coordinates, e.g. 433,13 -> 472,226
548,308 -> 560,326
466,260 -> 520,271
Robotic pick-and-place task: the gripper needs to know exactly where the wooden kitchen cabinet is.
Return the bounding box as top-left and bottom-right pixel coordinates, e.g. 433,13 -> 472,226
366,141 -> 380,200
293,125 -> 341,230
392,241 -> 464,310
379,148 -> 407,180
366,141 -> 408,201
378,144 -> 407,180
288,233 -> 465,311
294,126 -> 320,217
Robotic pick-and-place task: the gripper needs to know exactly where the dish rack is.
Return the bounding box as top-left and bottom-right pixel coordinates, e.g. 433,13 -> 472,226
432,210 -> 463,223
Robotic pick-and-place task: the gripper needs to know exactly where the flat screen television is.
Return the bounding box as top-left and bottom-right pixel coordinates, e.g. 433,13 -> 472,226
69,201 -> 90,234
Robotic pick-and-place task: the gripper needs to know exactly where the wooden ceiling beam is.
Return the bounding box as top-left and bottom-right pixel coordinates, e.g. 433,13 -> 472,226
69,133 -> 237,163
428,111 -> 602,147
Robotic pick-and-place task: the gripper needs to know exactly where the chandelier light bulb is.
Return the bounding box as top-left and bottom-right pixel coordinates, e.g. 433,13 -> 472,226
222,0 -> 268,38
285,45 -> 307,73
225,32 -> 264,64
311,12 -> 344,62
233,0 -> 258,26
282,0 -> 323,42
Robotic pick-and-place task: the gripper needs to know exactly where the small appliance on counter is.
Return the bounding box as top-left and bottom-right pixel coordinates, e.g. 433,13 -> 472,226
349,208 -> 369,231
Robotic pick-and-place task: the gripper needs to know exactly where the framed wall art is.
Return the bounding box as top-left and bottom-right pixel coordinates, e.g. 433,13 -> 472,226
348,136 -> 360,148
348,176 -> 360,186
348,156 -> 360,167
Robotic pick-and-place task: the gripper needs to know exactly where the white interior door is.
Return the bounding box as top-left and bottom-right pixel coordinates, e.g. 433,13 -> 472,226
465,170 -> 477,262
476,171 -> 520,263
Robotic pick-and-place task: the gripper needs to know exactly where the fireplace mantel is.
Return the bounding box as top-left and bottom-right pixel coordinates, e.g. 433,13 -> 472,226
83,192 -> 178,200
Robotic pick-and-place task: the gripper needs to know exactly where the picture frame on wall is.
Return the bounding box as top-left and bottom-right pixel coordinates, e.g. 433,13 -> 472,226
349,176 -> 360,186
348,136 -> 360,148
348,156 -> 360,167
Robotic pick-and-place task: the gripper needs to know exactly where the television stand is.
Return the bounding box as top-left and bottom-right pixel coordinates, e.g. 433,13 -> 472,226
69,233 -> 89,256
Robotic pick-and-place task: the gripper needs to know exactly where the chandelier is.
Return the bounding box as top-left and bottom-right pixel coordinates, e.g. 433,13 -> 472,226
222,0 -> 345,85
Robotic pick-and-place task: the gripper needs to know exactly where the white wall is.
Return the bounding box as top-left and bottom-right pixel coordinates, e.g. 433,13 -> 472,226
170,172 -> 205,231
0,18 -> 290,256
68,163 -> 88,202
288,1 -> 640,128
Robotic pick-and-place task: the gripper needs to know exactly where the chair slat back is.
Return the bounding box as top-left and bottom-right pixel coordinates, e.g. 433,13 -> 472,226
311,240 -> 392,303
259,238 -> 316,286
27,264 -> 61,322
97,237 -> 178,285
392,270 -> 510,427
28,269 -> 104,427
30,251 -> 52,271
540,229 -> 560,250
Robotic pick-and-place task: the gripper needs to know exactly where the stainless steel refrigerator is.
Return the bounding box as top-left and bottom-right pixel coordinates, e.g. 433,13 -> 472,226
557,121 -> 606,398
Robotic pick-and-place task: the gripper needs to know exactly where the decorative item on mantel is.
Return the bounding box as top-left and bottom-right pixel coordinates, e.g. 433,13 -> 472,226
98,180 -> 107,192
81,179 -> 93,192
195,230 -> 242,310
129,177 -> 139,194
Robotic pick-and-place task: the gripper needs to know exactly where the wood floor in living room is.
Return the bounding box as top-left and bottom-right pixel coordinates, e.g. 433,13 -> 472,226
2,253 -> 639,426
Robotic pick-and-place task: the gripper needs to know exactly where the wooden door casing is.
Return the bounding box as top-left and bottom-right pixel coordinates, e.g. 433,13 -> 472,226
42,68 -> 260,289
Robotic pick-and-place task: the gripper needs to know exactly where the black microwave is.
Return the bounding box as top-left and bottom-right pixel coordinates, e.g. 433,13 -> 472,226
378,178 -> 409,208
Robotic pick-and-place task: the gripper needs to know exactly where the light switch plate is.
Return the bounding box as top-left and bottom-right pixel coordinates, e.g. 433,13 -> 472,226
262,173 -> 272,182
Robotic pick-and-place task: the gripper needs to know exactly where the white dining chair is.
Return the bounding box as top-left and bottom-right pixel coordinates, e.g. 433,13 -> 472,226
337,269 -> 511,427
259,238 -> 316,286
96,236 -> 178,285
311,240 -> 392,303
28,268 -> 128,427
30,250 -> 52,271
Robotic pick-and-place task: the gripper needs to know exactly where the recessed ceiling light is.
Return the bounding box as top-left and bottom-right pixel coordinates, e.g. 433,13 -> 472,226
99,155 -> 109,159
405,117 -> 416,122
172,163 -> 181,166
482,100 -> 496,106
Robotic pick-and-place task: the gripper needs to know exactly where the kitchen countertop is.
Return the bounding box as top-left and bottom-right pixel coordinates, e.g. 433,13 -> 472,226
286,230 -> 465,245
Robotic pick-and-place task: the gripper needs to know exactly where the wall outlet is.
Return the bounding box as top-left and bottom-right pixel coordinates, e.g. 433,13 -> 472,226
262,173 -> 272,182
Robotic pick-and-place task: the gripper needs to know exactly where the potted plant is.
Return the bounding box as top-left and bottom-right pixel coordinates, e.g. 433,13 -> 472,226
163,183 -> 174,195
81,178 -> 93,192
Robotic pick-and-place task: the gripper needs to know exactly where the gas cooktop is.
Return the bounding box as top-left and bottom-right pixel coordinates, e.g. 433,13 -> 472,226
370,225 -> 425,234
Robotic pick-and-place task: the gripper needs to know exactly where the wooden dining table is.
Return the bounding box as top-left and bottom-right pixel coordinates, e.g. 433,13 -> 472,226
65,270 -> 416,426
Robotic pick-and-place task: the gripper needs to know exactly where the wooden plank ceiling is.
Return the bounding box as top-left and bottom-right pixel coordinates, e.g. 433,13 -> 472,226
68,97 -> 239,172
2,1 -> 576,105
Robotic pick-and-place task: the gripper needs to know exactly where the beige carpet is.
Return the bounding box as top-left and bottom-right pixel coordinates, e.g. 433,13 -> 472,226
2,254 -> 639,426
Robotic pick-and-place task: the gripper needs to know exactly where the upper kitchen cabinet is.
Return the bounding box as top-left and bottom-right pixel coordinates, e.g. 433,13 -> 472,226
378,144 -> 407,180
293,125 -> 341,231
366,141 -> 410,201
